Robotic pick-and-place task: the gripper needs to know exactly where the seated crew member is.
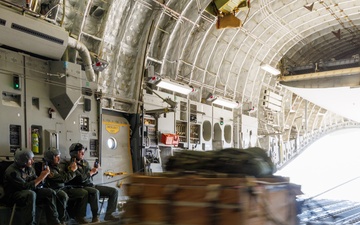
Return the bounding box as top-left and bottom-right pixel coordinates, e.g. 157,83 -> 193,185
43,147 -> 88,224
4,149 -> 62,225
65,143 -> 119,222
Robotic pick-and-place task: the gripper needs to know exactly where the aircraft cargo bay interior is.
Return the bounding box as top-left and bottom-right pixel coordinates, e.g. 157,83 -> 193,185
1,0 -> 360,224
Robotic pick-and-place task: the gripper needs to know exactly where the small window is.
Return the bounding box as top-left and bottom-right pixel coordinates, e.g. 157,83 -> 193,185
202,120 -> 212,141
107,137 -> 117,149
224,125 -> 232,143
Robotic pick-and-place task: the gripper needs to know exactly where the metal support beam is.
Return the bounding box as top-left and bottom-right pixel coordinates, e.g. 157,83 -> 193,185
279,67 -> 360,88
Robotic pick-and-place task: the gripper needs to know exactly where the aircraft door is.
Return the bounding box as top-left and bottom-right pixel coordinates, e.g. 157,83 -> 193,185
98,114 -> 133,190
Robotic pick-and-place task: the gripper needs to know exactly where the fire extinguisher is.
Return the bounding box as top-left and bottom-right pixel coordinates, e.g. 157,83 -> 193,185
32,129 -> 39,154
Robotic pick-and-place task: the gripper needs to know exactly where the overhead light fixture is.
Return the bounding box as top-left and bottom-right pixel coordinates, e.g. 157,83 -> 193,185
213,97 -> 240,109
92,58 -> 109,72
262,101 -> 281,112
205,93 -> 216,102
260,63 -> 281,76
262,89 -> 282,112
91,53 -> 109,72
147,75 -> 161,84
156,78 -> 193,95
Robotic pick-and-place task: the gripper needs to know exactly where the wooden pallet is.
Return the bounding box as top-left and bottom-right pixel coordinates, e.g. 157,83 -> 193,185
122,174 -> 300,225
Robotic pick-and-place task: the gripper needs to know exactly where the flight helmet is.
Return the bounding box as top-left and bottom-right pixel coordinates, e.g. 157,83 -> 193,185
43,147 -> 60,163
14,149 -> 34,166
69,143 -> 84,158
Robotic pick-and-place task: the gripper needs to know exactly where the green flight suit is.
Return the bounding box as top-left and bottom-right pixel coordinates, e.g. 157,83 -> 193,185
65,159 -> 119,219
4,162 -> 61,225
44,162 -> 88,222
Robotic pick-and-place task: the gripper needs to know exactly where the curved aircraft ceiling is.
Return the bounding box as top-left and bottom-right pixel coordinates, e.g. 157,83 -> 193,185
3,0 -> 360,137
97,0 -> 360,131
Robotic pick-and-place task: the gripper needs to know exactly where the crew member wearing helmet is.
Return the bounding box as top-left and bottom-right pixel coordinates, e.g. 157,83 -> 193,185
65,143 -> 119,222
3,149 -> 62,225
43,147 -> 88,224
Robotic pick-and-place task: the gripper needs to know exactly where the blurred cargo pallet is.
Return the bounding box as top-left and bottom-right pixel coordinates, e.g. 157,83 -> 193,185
121,173 -> 301,225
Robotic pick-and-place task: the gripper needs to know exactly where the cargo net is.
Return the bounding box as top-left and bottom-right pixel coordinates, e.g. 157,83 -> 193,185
165,147 -> 277,178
